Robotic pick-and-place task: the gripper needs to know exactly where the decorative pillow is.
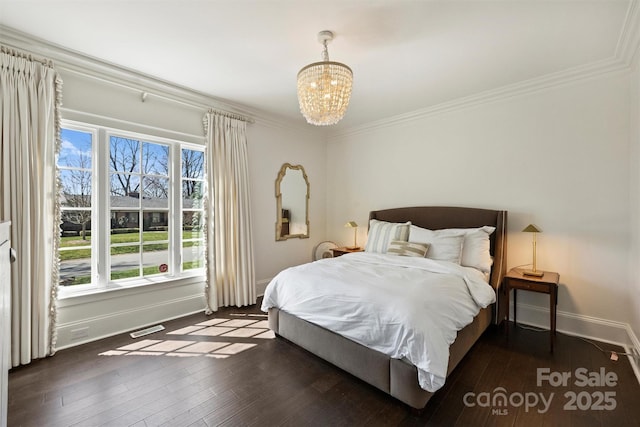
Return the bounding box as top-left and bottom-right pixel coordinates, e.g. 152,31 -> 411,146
447,226 -> 496,273
409,226 -> 465,264
365,220 -> 411,253
386,240 -> 429,257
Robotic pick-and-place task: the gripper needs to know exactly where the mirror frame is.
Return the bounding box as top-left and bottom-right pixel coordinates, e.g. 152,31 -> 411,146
275,163 -> 310,241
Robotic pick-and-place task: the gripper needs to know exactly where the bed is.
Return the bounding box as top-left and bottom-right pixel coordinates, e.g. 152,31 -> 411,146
262,206 -> 507,409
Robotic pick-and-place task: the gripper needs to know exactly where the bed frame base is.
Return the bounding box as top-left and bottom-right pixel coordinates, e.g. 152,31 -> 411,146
268,306 -> 492,409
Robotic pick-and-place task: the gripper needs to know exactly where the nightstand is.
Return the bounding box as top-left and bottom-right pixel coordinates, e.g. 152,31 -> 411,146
331,247 -> 364,257
504,267 -> 560,352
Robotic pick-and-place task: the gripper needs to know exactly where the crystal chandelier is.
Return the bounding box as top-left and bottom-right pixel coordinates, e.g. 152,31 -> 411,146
297,31 -> 353,126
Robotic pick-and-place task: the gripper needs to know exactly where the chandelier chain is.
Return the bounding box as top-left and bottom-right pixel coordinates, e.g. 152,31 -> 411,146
321,41 -> 329,62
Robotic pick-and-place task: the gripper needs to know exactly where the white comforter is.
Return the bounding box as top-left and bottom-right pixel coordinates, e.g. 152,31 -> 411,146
261,252 -> 496,392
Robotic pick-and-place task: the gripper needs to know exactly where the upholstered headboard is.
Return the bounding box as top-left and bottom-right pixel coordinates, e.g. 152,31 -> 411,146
369,206 -> 508,323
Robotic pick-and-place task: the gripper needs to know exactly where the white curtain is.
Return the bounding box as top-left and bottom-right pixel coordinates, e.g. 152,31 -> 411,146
0,47 -> 62,366
203,111 -> 256,312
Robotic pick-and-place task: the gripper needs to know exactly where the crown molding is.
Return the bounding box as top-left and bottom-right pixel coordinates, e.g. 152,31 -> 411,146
329,0 -> 640,141
0,24 -> 320,134
328,57 -> 628,141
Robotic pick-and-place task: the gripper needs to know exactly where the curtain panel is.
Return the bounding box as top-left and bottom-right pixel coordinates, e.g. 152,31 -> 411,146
203,112 -> 256,312
0,47 -> 62,365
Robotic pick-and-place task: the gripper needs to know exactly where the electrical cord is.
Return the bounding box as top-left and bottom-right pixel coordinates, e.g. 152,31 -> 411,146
514,323 -> 635,357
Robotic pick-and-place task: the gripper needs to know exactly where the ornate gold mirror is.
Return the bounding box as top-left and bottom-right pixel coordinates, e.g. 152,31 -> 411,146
276,163 -> 310,241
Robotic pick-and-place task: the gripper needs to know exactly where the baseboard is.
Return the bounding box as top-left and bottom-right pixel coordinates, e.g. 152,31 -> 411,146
511,302 -> 630,346
512,302 -> 640,385
624,324 -> 640,385
55,294 -> 206,350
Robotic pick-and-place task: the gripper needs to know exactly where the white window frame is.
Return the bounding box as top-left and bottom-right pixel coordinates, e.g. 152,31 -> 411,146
58,122 -> 99,288
58,120 -> 206,297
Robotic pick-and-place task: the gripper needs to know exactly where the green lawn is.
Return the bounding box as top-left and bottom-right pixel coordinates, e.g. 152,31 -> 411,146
60,231 -> 203,260
59,231 -> 204,285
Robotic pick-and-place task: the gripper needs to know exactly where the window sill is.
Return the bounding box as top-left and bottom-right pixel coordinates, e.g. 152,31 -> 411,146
56,272 -> 206,308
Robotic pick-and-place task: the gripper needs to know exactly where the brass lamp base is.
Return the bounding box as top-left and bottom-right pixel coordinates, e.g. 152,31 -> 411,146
523,269 -> 544,278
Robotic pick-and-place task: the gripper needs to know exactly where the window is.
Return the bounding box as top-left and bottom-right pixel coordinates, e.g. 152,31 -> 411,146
181,148 -> 205,271
57,121 -> 205,291
59,127 -> 94,286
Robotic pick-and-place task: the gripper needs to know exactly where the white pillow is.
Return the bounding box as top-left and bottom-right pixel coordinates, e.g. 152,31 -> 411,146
409,226 -> 465,264
365,220 -> 411,253
447,226 -> 496,273
409,225 -> 495,272
386,240 -> 430,257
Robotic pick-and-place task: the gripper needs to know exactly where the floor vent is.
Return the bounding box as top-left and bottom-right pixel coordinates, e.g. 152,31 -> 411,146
130,324 -> 165,339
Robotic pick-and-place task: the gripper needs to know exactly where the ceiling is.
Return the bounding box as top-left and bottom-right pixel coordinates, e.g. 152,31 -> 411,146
0,1 -> 635,130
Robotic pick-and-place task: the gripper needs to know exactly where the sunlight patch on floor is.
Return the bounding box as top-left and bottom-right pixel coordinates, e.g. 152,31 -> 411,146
98,314 -> 274,359
189,326 -> 236,336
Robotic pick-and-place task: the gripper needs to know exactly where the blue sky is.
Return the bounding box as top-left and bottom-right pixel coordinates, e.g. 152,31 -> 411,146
59,128 -> 92,169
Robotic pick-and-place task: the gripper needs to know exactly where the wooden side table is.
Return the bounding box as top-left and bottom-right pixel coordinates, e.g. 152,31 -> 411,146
331,247 -> 364,257
503,268 -> 560,352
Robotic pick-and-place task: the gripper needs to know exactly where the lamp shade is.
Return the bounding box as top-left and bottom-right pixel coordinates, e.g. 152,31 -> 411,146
522,224 -> 542,233
344,220 -> 359,249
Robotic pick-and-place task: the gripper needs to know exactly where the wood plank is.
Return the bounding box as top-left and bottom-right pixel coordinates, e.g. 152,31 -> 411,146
7,303 -> 640,426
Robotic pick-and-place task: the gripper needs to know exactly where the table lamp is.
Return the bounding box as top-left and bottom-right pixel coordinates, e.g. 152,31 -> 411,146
522,224 -> 544,277
345,221 -> 359,249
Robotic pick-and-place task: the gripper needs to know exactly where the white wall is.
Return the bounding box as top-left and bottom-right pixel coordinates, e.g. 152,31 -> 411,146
247,123 -> 326,295
327,71 -> 634,342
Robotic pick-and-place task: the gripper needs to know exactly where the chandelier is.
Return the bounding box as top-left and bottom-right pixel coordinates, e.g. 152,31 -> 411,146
297,30 -> 353,126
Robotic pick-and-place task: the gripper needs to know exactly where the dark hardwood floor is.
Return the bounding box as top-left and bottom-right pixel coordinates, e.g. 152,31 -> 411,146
8,301 -> 640,426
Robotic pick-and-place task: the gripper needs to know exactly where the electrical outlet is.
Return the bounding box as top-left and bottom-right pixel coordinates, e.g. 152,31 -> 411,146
70,327 -> 89,340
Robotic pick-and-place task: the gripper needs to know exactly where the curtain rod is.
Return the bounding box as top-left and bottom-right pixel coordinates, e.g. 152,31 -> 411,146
137,90 -> 254,124
206,108 -> 255,124
1,42 -> 254,125
1,44 -> 54,68
136,89 -> 254,124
